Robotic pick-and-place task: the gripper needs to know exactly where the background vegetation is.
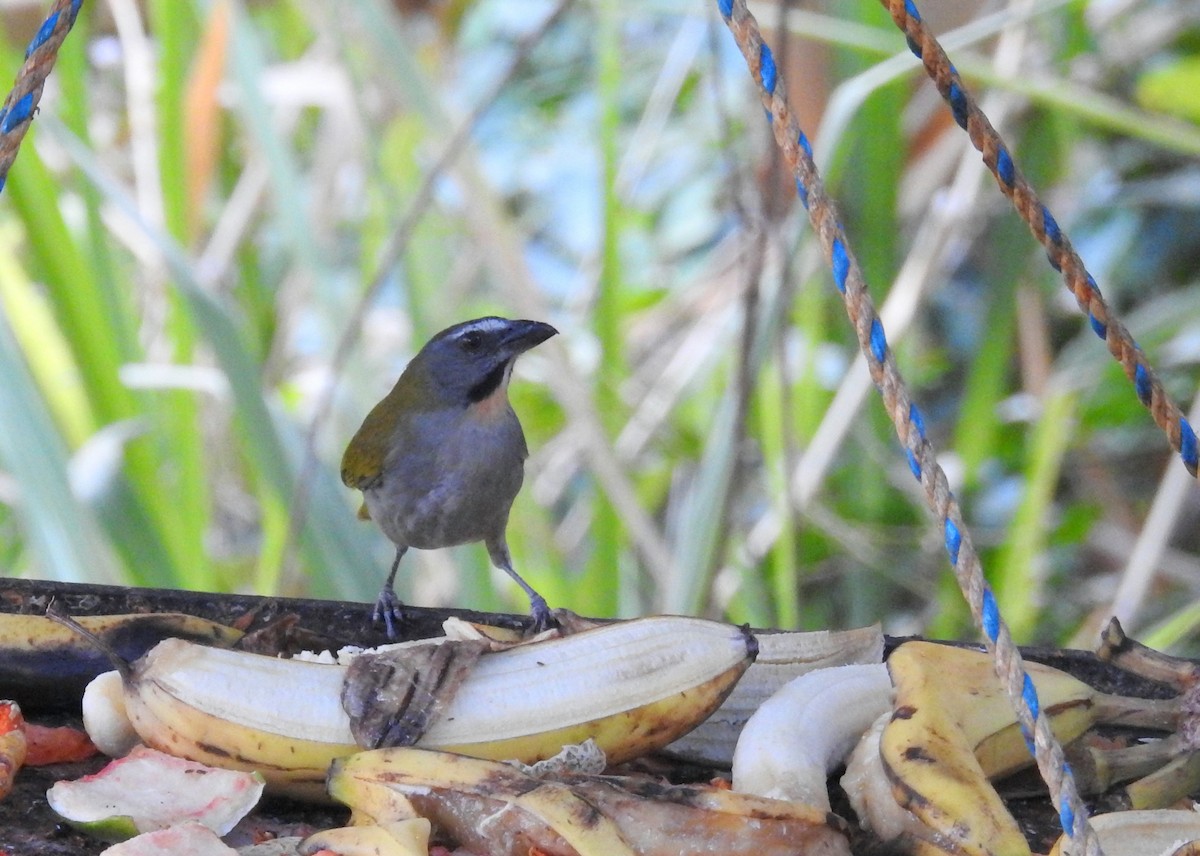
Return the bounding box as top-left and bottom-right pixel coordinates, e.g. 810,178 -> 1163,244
2,0 -> 1199,649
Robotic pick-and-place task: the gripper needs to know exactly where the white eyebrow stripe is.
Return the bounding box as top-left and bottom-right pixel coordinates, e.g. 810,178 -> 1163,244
454,317 -> 508,337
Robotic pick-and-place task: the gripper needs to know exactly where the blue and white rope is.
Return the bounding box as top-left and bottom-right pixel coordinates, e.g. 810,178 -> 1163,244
0,0 -> 83,193
883,0 -> 1197,480
717,1 -> 1100,852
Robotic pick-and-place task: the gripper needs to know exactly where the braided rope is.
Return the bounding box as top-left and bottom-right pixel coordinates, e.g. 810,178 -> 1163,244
717,2 -> 1099,853
0,0 -> 83,193
882,0 -> 1197,480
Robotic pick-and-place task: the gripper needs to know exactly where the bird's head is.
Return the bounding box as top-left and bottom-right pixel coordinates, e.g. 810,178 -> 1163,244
411,316 -> 558,408
341,317 -> 557,491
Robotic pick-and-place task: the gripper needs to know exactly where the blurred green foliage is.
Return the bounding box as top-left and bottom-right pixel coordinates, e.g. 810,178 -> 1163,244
2,0 -> 1200,649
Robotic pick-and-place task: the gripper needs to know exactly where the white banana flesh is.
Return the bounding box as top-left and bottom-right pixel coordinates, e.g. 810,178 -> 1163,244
82,669 -> 139,758
840,710 -> 926,844
732,662 -> 892,810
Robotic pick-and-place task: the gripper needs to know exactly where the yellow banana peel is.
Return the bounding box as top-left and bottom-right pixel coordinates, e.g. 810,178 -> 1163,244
328,745 -> 852,856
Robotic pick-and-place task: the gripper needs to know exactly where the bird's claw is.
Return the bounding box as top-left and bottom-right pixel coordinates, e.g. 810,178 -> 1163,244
527,594 -> 557,634
372,588 -> 407,640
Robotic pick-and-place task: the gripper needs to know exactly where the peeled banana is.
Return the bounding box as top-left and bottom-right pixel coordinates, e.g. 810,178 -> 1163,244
731,662 -> 892,810
92,615 -> 755,799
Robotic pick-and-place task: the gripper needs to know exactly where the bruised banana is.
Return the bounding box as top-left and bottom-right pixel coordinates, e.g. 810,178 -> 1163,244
0,612 -> 242,710
318,746 -> 852,856
99,616 -> 755,799
879,641 -> 1178,856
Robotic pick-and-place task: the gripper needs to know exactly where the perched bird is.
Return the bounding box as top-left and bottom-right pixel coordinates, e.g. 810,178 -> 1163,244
341,316 -> 558,637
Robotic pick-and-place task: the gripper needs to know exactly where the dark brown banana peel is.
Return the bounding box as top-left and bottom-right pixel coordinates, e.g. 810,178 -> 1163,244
0,612 -> 242,709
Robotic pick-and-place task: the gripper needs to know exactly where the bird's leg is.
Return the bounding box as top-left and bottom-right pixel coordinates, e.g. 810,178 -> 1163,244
487,538 -> 555,633
372,545 -> 408,639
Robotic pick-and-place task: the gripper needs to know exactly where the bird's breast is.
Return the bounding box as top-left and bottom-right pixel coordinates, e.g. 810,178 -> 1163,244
364,406 -> 526,549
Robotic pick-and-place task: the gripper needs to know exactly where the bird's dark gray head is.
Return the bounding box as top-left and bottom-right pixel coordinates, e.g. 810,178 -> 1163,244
413,317 -> 558,405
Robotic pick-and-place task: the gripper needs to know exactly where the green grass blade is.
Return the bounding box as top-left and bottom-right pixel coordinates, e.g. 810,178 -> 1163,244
0,312 -> 122,584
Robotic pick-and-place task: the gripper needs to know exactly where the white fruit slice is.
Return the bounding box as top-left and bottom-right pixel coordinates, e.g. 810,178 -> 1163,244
47,745 -> 263,843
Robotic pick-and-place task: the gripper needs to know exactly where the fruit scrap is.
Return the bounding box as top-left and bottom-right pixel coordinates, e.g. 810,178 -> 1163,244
869,640 -> 1185,855
97,821 -> 237,855
300,820 -> 431,856
841,710 -> 928,846
46,745 -> 264,843
24,722 -> 97,766
0,700 -> 27,801
316,745 -> 853,856
1121,748 -> 1200,811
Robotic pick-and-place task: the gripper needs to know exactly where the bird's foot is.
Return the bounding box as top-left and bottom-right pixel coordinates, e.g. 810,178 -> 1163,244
371,587 -> 407,640
527,594 -> 558,634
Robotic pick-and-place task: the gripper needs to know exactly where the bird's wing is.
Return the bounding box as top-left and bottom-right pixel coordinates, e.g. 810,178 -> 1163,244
340,407 -> 399,491
341,437 -> 382,489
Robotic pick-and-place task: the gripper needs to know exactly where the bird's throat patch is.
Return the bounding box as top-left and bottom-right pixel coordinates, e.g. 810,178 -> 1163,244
468,361 -> 512,419
468,362 -> 509,404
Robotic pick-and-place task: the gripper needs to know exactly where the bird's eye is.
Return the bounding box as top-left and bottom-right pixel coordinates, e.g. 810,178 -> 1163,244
460,331 -> 483,352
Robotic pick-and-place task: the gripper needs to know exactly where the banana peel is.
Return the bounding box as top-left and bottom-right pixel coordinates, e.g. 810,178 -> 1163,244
0,612 -> 242,710
845,638 -> 1191,855
300,820 -> 431,856
878,641 -> 1145,856
667,623 -> 884,766
1048,809 -> 1200,856
320,745 -> 853,856
0,612 -> 243,654
841,710 -> 929,847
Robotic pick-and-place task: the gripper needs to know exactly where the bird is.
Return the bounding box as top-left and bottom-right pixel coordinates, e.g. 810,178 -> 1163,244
341,316 -> 558,638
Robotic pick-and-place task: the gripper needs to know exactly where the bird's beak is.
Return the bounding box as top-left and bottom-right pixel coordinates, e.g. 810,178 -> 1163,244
501,320 -> 558,355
